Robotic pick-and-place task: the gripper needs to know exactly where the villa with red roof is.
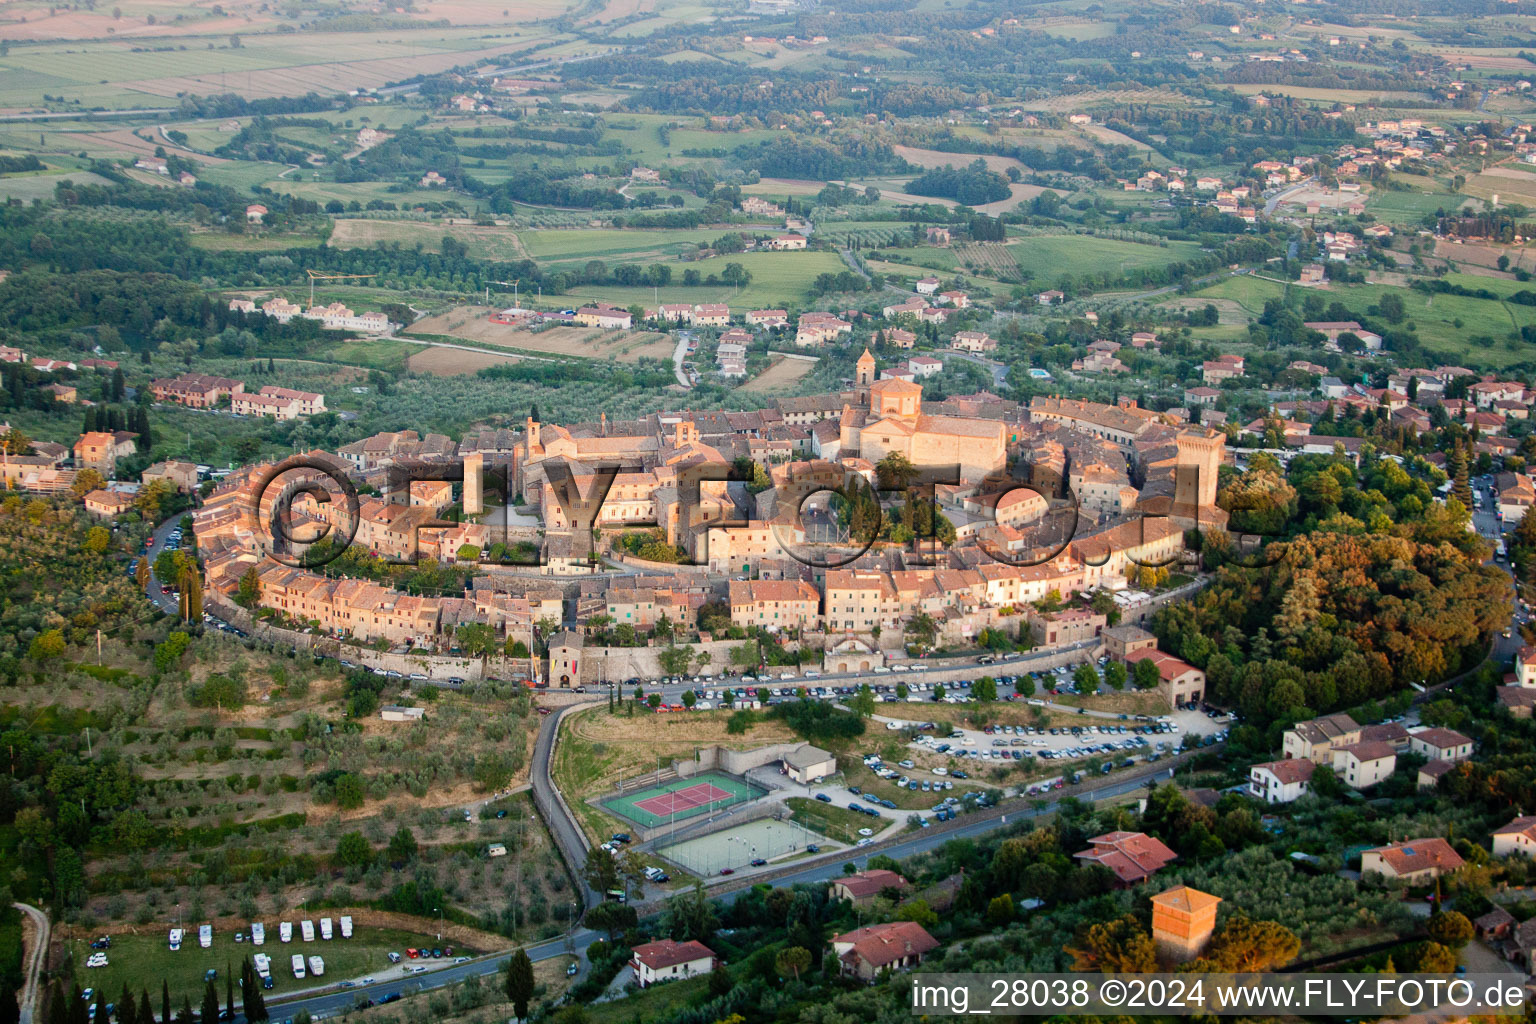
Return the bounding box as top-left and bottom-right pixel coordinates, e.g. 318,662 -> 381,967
831,921 -> 938,981
1073,831 -> 1178,885
629,939 -> 716,988
1360,838 -> 1464,883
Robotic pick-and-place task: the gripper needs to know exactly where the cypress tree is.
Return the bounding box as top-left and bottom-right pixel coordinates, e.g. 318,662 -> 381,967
162,981 -> 170,1024
44,982 -> 65,1024
116,986 -> 135,1024
200,980 -> 218,1024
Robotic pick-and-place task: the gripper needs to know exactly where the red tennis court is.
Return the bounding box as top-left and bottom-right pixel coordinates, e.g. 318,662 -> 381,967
633,782 -> 735,817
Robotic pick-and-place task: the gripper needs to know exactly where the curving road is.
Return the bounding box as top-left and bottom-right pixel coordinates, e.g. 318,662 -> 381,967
531,702 -> 601,909
14,902 -> 47,1024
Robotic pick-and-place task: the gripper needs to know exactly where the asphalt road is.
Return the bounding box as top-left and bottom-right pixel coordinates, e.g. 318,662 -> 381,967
143,514 -> 185,615
531,703 -> 600,908
1469,473 -> 1525,663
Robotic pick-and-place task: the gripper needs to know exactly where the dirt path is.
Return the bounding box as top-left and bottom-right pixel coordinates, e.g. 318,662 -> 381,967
14,902 -> 47,1024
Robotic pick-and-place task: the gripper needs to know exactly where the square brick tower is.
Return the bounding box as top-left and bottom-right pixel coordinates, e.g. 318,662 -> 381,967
1151,885 -> 1221,963
463,451 -> 484,515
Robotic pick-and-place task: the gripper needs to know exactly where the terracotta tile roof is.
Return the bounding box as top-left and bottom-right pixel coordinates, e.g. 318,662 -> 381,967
1074,831 -> 1177,883
1365,838 -> 1464,876
1253,758 -> 1314,785
631,939 -> 715,970
1494,815 -> 1536,841
833,922 -> 939,968
1335,740 -> 1396,764
1412,727 -> 1471,750
1419,759 -> 1454,780
833,870 -> 908,899
1359,722 -> 1410,744
1150,885 -> 1221,914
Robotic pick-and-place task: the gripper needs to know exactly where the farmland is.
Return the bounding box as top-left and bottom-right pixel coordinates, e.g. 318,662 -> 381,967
405,311 -> 676,363
405,345 -> 524,375
330,219 -> 530,262
738,354 -> 817,392
1006,234 -> 1206,283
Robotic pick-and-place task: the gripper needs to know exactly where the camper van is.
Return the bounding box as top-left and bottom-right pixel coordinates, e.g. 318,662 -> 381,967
300,920 -> 315,942
339,916 -> 353,939
198,925 -> 212,949
168,929 -> 183,951
279,922 -> 292,943
252,954 -> 271,981
307,956 -> 325,977
250,923 -> 265,946
320,918 -> 333,941
290,955 -> 305,979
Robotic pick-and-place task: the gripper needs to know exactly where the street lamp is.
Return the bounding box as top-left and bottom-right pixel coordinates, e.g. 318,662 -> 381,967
434,906 -> 442,941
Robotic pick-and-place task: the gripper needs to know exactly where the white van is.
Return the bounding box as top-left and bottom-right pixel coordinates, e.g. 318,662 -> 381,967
291,954 -> 306,979
168,928 -> 183,951
308,956 -> 325,977
279,922 -> 292,943
339,916 -> 353,939
250,923 -> 265,946
320,918 -> 333,941
300,920 -> 315,942
198,924 -> 212,949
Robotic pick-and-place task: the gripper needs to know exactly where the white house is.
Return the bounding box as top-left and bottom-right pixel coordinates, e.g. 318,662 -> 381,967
907,356 -> 943,378
1493,815 -> 1536,857
1331,741 -> 1396,789
630,940 -> 715,987
1248,759 -> 1314,804
1408,727 -> 1472,763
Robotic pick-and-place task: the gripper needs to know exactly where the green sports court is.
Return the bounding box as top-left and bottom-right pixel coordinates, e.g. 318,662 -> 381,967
602,771 -> 764,829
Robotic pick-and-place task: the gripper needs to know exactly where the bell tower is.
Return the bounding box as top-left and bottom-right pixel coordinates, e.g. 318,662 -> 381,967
856,348 -> 876,387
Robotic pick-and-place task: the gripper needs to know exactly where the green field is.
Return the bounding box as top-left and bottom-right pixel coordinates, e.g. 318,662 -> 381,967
1179,271 -> 1536,369
1007,235 -> 1204,282
66,926 -> 453,1007
1179,274 -> 1288,315
329,219 -> 529,262
1368,183 -> 1466,224
558,250 -> 849,308
0,169 -> 113,201
784,796 -> 881,845
520,227 -> 728,262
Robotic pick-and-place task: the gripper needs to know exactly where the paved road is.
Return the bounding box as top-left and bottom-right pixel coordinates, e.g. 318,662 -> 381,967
671,334 -> 692,388
531,703 -> 600,908
13,903 -> 46,1024
1264,180 -> 1313,217
947,350 -> 1010,390
143,514 -> 185,615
